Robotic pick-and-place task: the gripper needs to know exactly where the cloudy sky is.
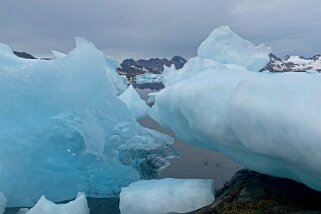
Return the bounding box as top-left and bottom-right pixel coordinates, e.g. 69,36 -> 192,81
0,0 -> 320,60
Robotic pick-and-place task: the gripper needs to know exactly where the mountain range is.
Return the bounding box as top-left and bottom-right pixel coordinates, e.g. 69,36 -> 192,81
263,53 -> 321,72
117,56 -> 187,80
12,51 -> 321,74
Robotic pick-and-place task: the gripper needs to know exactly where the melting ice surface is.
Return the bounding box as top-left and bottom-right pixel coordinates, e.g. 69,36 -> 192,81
150,26 -> 321,191
0,38 -> 176,207
119,178 -> 214,214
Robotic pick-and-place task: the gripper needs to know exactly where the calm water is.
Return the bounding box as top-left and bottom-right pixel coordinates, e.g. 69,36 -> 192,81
138,117 -> 242,189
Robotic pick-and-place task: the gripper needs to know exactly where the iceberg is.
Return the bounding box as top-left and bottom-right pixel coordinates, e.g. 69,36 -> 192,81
119,178 -> 214,214
150,26 -> 321,191
119,85 -> 149,119
0,192 -> 6,214
21,193 -> 89,214
51,50 -> 67,58
197,26 -> 271,72
0,38 -> 176,207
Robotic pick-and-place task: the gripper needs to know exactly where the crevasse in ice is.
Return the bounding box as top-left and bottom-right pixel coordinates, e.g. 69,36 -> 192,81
150,26 -> 321,191
0,38 -> 176,207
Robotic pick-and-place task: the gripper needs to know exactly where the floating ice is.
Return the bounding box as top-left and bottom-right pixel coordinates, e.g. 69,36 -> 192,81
119,178 -> 214,214
119,85 -> 149,119
150,26 -> 321,191
0,192 -> 7,214
197,26 -> 271,72
51,50 -> 67,58
0,38 -> 176,207
105,56 -> 128,95
21,193 -> 89,214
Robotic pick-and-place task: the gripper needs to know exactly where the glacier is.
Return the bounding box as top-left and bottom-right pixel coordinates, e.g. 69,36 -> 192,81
119,178 -> 214,214
150,26 -> 321,191
0,38 -> 176,207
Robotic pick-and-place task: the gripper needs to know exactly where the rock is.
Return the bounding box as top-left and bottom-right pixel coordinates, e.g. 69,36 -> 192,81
193,169 -> 321,214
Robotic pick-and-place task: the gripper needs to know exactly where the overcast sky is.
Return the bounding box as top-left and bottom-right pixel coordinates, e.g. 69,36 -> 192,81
0,0 -> 321,60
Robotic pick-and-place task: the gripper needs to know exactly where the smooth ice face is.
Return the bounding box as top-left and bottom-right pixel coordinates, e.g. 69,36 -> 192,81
0,192 -> 7,214
0,38 -> 176,207
22,193 -> 89,214
151,26 -> 321,192
119,85 -> 149,119
119,178 -> 214,214
197,26 -> 271,72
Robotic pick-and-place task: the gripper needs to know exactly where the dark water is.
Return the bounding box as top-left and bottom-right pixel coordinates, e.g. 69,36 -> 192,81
138,117 -> 242,189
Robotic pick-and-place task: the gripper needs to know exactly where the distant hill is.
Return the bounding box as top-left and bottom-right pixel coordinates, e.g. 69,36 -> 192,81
13,51 -> 37,59
117,56 -> 187,80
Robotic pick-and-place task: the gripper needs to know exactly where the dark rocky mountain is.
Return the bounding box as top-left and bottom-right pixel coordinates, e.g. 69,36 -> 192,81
13,51 -> 37,59
117,56 -> 187,79
263,53 -> 321,72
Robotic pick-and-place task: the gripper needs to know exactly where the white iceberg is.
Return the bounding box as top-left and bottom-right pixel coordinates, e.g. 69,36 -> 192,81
0,192 -> 7,214
119,178 -> 214,214
21,193 -> 89,214
197,26 -> 271,72
119,85 -> 149,119
150,26 -> 321,191
51,50 -> 67,58
0,38 -> 176,207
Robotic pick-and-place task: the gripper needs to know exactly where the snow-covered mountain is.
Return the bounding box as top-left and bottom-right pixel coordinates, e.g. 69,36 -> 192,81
117,56 -> 187,80
264,54 -> 321,72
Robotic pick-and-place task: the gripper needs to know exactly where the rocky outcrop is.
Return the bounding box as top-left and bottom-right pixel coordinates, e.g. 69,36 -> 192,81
194,169 -> 321,214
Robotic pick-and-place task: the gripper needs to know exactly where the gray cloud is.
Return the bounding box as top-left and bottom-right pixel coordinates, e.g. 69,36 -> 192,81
0,0 -> 320,60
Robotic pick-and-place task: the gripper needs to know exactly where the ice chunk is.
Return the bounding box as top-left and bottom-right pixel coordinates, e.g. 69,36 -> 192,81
105,56 -> 128,95
0,38 -> 176,207
0,192 -> 7,214
119,178 -> 214,214
51,50 -> 67,58
150,26 -> 321,192
119,85 -> 149,119
197,26 -> 271,72
22,193 -> 89,214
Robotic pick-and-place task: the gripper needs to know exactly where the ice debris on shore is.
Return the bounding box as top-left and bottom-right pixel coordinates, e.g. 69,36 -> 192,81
119,178 -> 214,214
0,37 -> 176,207
150,26 -> 321,191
